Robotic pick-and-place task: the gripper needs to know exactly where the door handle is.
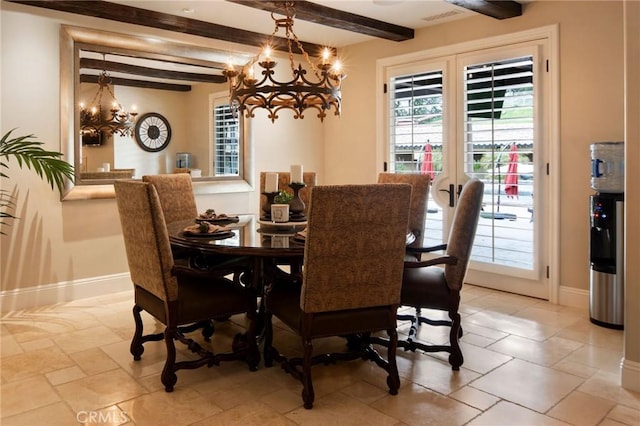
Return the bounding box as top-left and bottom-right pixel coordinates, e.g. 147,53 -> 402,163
439,184 -> 455,207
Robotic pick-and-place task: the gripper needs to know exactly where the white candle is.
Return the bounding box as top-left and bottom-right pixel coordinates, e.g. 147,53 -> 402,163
265,172 -> 279,193
290,164 -> 303,184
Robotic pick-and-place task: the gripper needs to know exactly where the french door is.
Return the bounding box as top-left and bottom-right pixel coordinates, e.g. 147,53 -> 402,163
383,38 -> 553,299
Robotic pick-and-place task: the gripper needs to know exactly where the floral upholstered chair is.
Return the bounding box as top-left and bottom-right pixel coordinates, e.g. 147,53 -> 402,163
262,183 -> 412,409
395,178 -> 484,370
114,180 -> 260,392
142,174 -> 197,225
377,172 -> 431,244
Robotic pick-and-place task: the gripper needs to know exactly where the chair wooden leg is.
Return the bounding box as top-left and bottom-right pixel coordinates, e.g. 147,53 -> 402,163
161,327 -> 178,392
202,320 -> 215,341
386,327 -> 400,395
130,305 -> 144,360
177,320 -> 215,341
301,338 -> 315,409
448,310 -> 463,370
263,311 -> 275,367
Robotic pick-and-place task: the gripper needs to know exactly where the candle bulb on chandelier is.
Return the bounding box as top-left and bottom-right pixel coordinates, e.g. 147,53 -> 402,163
264,46 -> 272,62
321,48 -> 330,65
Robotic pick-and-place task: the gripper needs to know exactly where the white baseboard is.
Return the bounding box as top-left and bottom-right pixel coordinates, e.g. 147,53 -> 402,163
558,285 -> 589,309
621,358 -> 640,392
1,273 -> 131,312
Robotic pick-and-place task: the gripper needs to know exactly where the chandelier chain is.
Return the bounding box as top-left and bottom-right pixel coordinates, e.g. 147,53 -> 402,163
222,0 -> 344,122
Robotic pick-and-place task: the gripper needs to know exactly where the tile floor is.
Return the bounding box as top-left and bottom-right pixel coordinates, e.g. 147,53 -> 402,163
1,285 -> 639,425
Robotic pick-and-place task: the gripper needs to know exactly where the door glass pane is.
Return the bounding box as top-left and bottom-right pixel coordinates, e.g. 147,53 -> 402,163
463,56 -> 535,269
388,70 -> 444,247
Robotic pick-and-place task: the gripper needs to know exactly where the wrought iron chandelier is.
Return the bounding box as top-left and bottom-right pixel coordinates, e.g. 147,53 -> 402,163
222,1 -> 345,122
80,56 -> 138,137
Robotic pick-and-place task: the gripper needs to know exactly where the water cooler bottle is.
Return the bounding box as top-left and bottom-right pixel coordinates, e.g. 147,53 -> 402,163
589,142 -> 624,329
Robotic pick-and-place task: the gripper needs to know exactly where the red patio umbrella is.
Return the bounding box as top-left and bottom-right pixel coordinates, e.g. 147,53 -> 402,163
420,143 -> 435,180
504,143 -> 519,198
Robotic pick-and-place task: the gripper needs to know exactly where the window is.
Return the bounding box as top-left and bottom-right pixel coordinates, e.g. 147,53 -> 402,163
462,55 -> 535,270
210,92 -> 245,180
388,70 -> 444,174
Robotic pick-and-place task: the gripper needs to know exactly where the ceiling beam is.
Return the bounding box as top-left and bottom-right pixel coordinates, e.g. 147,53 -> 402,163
8,0 -> 323,54
80,58 -> 226,84
80,74 -> 192,92
226,0 -> 414,42
444,0 -> 522,20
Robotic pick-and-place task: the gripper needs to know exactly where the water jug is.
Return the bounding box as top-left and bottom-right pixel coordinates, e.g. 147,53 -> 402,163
590,142 -> 624,193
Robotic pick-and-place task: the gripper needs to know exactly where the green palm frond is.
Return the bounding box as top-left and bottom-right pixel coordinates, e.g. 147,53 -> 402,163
1,129 -> 75,234
1,129 -> 75,192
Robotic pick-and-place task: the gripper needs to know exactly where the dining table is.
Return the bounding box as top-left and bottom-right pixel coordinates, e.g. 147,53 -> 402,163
168,214 -> 307,254
168,214 -> 417,286
168,213 -> 418,339
167,214 -> 307,289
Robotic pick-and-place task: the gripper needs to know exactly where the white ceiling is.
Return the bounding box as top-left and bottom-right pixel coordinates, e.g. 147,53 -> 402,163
110,0 -> 478,47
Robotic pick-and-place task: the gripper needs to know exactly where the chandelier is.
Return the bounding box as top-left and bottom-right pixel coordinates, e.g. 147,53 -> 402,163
80,56 -> 138,137
222,1 -> 345,122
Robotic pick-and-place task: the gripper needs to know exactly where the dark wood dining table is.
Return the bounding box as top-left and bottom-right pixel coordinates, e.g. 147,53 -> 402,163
168,214 -> 417,283
168,214 -> 417,261
167,215 -> 307,289
168,214 -> 418,337
168,215 -> 306,258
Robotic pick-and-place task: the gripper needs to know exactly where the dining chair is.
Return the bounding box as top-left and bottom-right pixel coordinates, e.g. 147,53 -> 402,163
262,183 -> 412,409
142,173 -> 249,271
142,173 -> 252,335
377,172 -> 431,244
394,178 -> 484,370
142,174 -> 197,224
114,180 -> 260,392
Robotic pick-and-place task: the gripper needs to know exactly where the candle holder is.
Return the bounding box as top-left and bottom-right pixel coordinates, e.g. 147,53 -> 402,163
288,182 -> 307,222
261,191 -> 279,220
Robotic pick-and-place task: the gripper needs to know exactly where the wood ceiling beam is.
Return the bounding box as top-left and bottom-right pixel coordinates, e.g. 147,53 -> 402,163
8,0 -> 323,54
80,58 -> 226,84
226,0 -> 414,42
79,74 -> 192,92
444,0 -> 522,20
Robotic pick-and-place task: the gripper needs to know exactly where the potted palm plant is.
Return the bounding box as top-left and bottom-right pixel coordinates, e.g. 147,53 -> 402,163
1,129 -> 74,234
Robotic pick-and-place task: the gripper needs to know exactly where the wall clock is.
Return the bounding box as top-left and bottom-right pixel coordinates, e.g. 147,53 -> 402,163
134,112 -> 172,152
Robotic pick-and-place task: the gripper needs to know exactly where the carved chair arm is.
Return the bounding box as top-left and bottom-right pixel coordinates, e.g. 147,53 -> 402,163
403,254 -> 458,269
406,243 -> 448,254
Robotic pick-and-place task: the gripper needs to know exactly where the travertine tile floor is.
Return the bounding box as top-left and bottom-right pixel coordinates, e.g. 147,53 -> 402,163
1,284 -> 638,425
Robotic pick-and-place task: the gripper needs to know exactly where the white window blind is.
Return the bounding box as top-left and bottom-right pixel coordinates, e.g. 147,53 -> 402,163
464,55 -> 535,269
212,102 -> 240,177
388,70 -> 444,174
